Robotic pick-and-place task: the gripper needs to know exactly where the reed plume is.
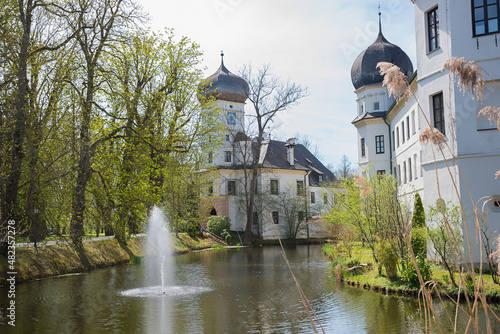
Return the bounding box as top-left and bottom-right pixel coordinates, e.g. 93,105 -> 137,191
478,106 -> 500,131
443,57 -> 484,102
419,127 -> 447,149
377,62 -> 412,102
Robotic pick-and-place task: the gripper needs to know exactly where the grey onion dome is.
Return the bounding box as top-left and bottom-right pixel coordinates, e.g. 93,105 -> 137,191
200,53 -> 249,103
351,25 -> 413,90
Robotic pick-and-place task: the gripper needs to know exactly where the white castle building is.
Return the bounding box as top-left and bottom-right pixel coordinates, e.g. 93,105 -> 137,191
352,2 -> 500,263
200,54 -> 335,239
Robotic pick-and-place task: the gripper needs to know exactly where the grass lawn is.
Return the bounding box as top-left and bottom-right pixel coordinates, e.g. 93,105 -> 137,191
323,243 -> 500,300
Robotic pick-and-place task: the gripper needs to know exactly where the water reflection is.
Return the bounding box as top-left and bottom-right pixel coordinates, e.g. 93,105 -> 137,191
1,245 -> 500,333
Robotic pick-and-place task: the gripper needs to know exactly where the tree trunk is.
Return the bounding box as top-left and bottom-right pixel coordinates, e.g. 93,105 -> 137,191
1,1 -> 33,254
244,139 -> 262,245
70,68 -> 94,254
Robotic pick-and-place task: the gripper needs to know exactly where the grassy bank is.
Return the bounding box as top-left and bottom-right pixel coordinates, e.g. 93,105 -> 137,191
323,243 -> 500,303
0,234 -> 221,284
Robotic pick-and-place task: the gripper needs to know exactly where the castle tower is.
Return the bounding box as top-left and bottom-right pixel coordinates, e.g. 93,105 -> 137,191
351,12 -> 413,176
200,52 -> 249,166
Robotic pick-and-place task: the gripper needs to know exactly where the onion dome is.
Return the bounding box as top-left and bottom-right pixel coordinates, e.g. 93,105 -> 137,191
200,52 -> 249,103
351,16 -> 413,90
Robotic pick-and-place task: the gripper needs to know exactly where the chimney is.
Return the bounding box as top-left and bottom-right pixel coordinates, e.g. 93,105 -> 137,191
285,138 -> 297,166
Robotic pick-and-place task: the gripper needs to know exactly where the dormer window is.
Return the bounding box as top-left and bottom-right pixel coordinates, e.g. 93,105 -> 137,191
318,175 -> 324,182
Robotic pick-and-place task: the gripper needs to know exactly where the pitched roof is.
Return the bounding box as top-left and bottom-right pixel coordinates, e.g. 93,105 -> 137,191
261,140 -> 335,185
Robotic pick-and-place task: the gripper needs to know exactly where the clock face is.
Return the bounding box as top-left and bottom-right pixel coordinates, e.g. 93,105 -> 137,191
227,112 -> 236,125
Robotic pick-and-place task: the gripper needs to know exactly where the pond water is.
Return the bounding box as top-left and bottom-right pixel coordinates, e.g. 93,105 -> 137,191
1,245 -> 499,333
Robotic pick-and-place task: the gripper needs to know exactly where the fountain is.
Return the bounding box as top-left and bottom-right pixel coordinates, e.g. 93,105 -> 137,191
122,206 -> 211,298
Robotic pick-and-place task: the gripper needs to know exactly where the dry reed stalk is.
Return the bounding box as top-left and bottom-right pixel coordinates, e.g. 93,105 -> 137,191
270,213 -> 325,334
384,57 -> 500,332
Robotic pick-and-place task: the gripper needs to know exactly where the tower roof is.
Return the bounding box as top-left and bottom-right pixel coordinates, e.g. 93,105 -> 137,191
200,52 -> 249,103
350,16 -> 413,90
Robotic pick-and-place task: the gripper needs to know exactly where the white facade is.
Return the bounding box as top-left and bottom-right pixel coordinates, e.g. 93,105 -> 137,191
354,1 -> 500,263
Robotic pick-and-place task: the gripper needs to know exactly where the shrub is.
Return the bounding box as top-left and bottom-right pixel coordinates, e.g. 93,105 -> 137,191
411,226 -> 427,257
375,240 -> 398,279
412,193 -> 426,228
400,255 -> 432,286
185,220 -> 200,238
207,216 -> 231,237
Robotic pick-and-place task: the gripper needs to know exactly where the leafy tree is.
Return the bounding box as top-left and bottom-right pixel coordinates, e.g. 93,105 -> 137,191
427,201 -> 463,287
326,173 -> 408,265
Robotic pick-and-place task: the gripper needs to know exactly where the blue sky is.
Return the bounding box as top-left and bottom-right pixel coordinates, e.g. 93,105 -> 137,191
139,0 -> 416,168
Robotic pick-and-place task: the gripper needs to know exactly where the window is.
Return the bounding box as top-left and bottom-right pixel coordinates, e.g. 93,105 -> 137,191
403,161 -> 407,184
272,211 -> 279,224
208,152 -> 213,163
396,127 -> 400,147
428,7 -> 439,51
270,179 -> 279,195
227,180 -> 236,195
208,182 -> 214,196
397,165 -> 401,183
392,131 -> 395,151
394,167 -> 397,177
408,158 -> 412,181
406,116 -> 410,140
298,211 -> 305,223
361,138 -> 366,157
420,150 -> 424,177
323,194 -> 328,205
311,192 -> 316,204
225,135 -> 230,141
374,102 -> 380,110
432,93 -> 445,135
414,153 -> 418,179
297,180 -> 304,195
377,170 -> 386,175
411,110 -> 416,134
375,135 -> 385,154
360,104 -> 364,115
472,0 -> 500,36
224,151 -> 232,163
253,212 -> 258,225
319,175 -> 323,182
402,120 -> 405,143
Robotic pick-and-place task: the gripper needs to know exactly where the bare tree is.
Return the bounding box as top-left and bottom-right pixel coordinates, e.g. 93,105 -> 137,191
334,155 -> 355,180
240,64 -> 308,244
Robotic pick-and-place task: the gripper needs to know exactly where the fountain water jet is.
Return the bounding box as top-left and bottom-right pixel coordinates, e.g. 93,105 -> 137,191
146,206 -> 173,294
121,206 -> 212,298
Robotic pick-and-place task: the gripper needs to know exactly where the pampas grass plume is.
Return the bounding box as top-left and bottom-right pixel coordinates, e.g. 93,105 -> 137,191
419,127 -> 447,149
443,57 -> 484,102
378,62 -> 412,102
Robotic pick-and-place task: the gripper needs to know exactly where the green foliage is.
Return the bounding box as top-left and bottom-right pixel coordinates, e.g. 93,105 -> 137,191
412,193 -> 426,228
185,220 -> 200,238
411,227 -> 427,257
375,240 -> 398,279
400,256 -> 432,286
207,216 -> 231,237
426,201 -> 463,286
326,174 -> 408,264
